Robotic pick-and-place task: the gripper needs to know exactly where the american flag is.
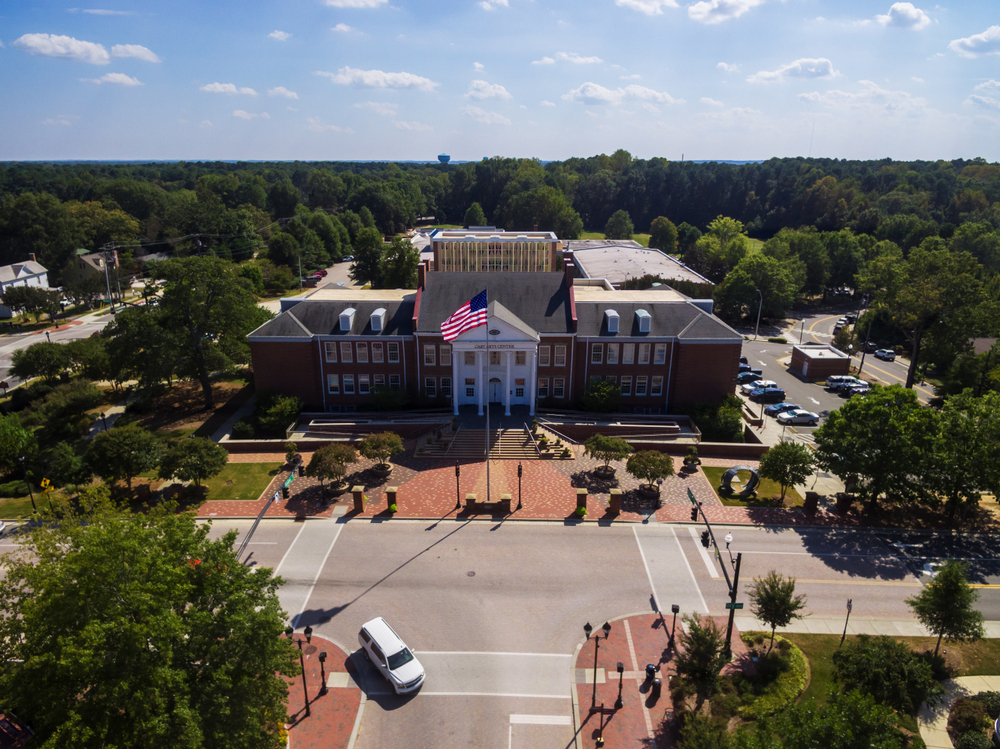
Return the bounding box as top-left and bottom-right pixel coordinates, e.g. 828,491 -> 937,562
441,290 -> 488,341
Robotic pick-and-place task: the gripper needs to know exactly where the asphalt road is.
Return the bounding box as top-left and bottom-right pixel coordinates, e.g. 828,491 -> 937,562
0,316 -> 110,389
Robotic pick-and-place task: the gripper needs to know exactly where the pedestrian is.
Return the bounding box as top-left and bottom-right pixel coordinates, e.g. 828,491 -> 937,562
45,331 -> 50,342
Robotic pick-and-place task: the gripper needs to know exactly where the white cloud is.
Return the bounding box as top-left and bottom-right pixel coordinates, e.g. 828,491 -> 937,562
110,44 -> 160,62
949,26 -> 1000,59
306,116 -> 355,133
701,97 -> 724,106
269,30 -> 292,41
615,0 -> 678,15
748,58 -> 838,83
69,8 -> 134,15
473,62 -> 484,71
332,23 -> 354,32
620,74 -> 641,80
562,82 -> 680,105
541,100 -> 555,106
912,77 -> 924,83
200,82 -> 258,95
394,120 -> 433,131
717,62 -> 739,72
200,120 -> 212,128
966,95 -> 1000,111
82,72 -> 142,85
268,86 -> 299,99
532,56 -> 555,65
355,101 -> 398,116
324,0 -> 386,6
478,0 -> 509,9
557,51 -> 602,64
13,33 -> 109,64
798,80 -> 926,112
43,115 -> 76,126
875,3 -> 930,30
316,66 -> 438,91
688,0 -> 764,25
466,79 -> 512,100
464,105 -> 511,125
975,80 -> 1000,92
233,110 -> 270,120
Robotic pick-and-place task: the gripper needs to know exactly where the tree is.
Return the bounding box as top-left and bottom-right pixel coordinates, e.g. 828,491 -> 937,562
266,177 -> 299,218
832,634 -> 942,714
583,380 -> 621,412
713,253 -> 798,322
625,450 -> 675,489
380,236 -> 420,289
463,202 -> 487,227
813,385 -> 938,515
158,437 -> 229,488
349,227 -> 384,287
2,285 -> 63,323
604,209 -> 634,240
673,615 -> 728,709
45,442 -> 90,487
63,273 -> 106,310
264,231 -> 301,269
255,394 -> 303,437
0,413 -> 34,478
0,502 -> 299,749
583,434 -> 632,470
86,424 -> 163,490
358,431 -> 403,469
103,306 -> 177,391
758,441 -> 814,500
10,341 -> 72,382
906,561 -> 985,658
66,335 -> 111,383
746,571 -> 807,653
648,216 -> 678,252
307,443 -> 357,494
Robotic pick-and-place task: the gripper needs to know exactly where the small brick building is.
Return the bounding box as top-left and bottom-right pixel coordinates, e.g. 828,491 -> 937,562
789,344 -> 851,381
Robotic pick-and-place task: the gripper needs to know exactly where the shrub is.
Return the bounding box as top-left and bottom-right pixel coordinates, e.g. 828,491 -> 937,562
389,503 -> 398,513
767,337 -> 787,344
954,731 -> 992,749
737,633 -> 809,719
125,395 -> 156,415
0,479 -> 29,498
9,380 -> 55,412
833,634 -> 942,714
256,394 -> 303,437
949,698 -> 990,740
971,691 -> 1000,719
231,419 -> 255,439
561,447 -> 571,458
575,506 -> 586,517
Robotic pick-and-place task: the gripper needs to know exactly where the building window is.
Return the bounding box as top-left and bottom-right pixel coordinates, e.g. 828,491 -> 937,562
425,377 -> 436,398
357,343 -> 369,363
607,343 -> 619,364
327,374 -> 339,394
636,376 -> 648,396
537,378 -> 549,398
343,375 -> 355,394
539,345 -> 551,366
621,376 -> 632,396
465,378 -> 475,398
359,374 -> 371,394
324,342 -> 337,363
372,342 -> 384,363
554,345 -> 566,367
424,344 -> 436,366
623,343 -> 635,365
490,351 -> 501,365
515,378 -> 525,398
440,344 -> 451,366
606,375 -> 617,386
639,343 -> 651,365
591,343 -> 603,364
341,342 -> 353,363
441,377 -> 452,397
465,351 -> 476,366
590,375 -> 601,388
654,343 -> 667,365
515,351 -> 526,366
374,373 -> 385,389
553,378 -> 565,398
651,375 -> 663,396
389,374 -> 401,390
388,342 -> 399,363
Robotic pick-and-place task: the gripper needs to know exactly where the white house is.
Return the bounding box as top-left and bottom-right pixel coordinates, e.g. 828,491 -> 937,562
0,257 -> 49,294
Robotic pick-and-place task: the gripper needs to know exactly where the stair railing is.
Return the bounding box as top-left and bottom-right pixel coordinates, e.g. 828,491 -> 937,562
524,422 -> 541,456
444,422 -> 462,456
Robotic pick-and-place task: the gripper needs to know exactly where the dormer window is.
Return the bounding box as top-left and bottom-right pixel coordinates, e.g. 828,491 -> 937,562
339,307 -> 356,332
605,309 -> 620,334
370,308 -> 386,332
635,309 -> 651,333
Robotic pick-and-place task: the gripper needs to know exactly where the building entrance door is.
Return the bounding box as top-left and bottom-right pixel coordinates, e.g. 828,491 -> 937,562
489,378 -> 504,403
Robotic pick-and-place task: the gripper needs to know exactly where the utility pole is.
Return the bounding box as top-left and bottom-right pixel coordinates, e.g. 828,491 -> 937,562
101,244 -> 114,311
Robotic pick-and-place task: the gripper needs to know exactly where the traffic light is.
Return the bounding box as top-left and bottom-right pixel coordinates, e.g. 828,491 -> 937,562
690,506 -> 698,521
282,485 -> 290,499
701,531 -> 710,548
298,463 -> 305,477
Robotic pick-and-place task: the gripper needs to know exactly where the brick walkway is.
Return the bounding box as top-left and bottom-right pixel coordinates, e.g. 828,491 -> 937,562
283,634 -> 362,749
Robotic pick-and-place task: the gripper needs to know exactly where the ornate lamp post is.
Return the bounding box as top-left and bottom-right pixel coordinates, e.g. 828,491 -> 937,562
584,621 -> 611,710
285,625 -> 313,717
455,461 -> 461,509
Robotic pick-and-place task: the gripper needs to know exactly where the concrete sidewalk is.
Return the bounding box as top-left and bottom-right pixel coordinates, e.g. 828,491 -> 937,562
919,676 -> 1000,749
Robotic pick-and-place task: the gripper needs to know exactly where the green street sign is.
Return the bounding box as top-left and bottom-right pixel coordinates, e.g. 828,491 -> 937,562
687,488 -> 698,505
725,602 -> 744,610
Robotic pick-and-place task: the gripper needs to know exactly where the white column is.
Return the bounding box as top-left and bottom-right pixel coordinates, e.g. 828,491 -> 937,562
477,350 -> 484,416
452,347 -> 460,416
528,348 -> 537,417
504,350 -> 512,416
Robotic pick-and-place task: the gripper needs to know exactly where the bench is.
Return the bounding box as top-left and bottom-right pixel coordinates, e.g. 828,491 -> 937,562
465,493 -> 511,515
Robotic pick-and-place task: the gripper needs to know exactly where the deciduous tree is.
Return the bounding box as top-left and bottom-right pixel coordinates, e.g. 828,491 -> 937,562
0,413 -> 34,478
583,434 -> 632,470
380,236 -> 420,289
307,443 -> 357,494
86,424 -> 162,490
746,571 -> 807,653
758,441 -> 814,500
604,209 -> 633,240
832,634 -> 942,714
463,202 -> 487,227
349,227 -> 384,287
10,341 -> 72,382
625,450 -> 675,489
358,431 -> 403,469
906,561 -> 985,657
648,216 -> 678,253
674,615 -> 728,709
158,437 -> 229,488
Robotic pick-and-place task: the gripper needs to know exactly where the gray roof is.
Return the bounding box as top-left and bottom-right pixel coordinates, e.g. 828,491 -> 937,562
575,299 -> 740,340
416,272 -> 573,334
250,298 -> 414,339
0,260 -> 47,283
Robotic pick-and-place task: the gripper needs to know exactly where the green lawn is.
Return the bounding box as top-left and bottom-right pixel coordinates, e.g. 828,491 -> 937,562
0,493 -> 43,519
702,465 -> 804,507
579,231 -> 650,247
201,462 -> 282,502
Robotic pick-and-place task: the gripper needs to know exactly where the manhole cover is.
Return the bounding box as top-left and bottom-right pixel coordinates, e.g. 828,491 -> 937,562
467,571 -> 475,577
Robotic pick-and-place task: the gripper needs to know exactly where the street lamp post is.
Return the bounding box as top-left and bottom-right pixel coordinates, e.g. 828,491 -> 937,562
669,604 -> 680,648
614,662 -> 624,710
318,651 -> 329,696
285,625 -> 312,718
754,288 -> 763,341
584,621 -> 611,710
455,461 -> 461,509
517,461 -> 522,510
17,456 -> 36,514
722,534 -> 743,660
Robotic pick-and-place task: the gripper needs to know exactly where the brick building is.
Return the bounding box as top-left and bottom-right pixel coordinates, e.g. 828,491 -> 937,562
249,251 -> 743,415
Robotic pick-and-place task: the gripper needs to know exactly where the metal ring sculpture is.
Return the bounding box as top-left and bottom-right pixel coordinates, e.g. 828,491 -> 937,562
721,465 -> 760,497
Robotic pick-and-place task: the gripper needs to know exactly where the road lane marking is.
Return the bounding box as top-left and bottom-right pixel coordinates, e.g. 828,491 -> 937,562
510,715 -> 572,725
688,526 -> 721,578
417,691 -> 571,699
624,619 -> 656,741
670,526 -> 710,613
633,525 -> 664,613
272,522 -> 308,577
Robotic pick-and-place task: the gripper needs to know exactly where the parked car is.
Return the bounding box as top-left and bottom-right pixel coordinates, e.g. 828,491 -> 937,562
343,255 -> 354,262
737,371 -> 764,385
741,379 -> 776,395
315,269 -> 329,277
763,402 -> 801,417
837,317 -> 848,326
845,313 -> 858,324
831,376 -> 867,392
739,355 -> 748,365
738,363 -> 762,374
874,349 -> 896,361
0,520 -> 5,536
777,409 -> 820,426
750,386 -> 786,403
863,341 -> 878,353
358,617 -> 425,694
825,375 -> 862,390
845,384 -> 871,398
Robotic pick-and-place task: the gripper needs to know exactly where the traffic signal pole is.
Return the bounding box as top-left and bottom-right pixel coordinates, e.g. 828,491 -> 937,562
688,488 -> 741,657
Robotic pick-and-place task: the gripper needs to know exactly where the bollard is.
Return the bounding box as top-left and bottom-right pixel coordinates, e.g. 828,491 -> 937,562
645,663 -> 657,681
352,485 -> 365,513
651,677 -> 661,701
576,488 -> 588,511
609,488 -> 622,515
386,486 -> 398,508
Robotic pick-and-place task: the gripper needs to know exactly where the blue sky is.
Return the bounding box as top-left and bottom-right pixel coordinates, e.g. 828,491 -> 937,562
2,0 -> 999,162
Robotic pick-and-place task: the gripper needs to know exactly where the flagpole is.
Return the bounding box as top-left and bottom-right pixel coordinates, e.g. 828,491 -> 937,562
485,254 -> 490,504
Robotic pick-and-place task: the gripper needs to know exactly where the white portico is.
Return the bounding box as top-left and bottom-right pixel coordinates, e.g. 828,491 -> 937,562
449,302 -> 540,417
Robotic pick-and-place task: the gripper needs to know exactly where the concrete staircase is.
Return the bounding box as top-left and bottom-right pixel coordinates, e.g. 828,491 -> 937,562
428,428 -> 540,460
490,428 -> 539,461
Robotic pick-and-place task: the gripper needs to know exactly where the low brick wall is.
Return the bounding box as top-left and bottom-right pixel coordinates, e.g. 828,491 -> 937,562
625,440 -> 769,459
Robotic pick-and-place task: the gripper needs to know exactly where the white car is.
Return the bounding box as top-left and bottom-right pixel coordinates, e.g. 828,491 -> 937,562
359,617 -> 425,694
741,379 -> 776,395
874,349 -> 896,361
830,376 -> 866,392
0,520 -> 5,536
776,409 -> 819,426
